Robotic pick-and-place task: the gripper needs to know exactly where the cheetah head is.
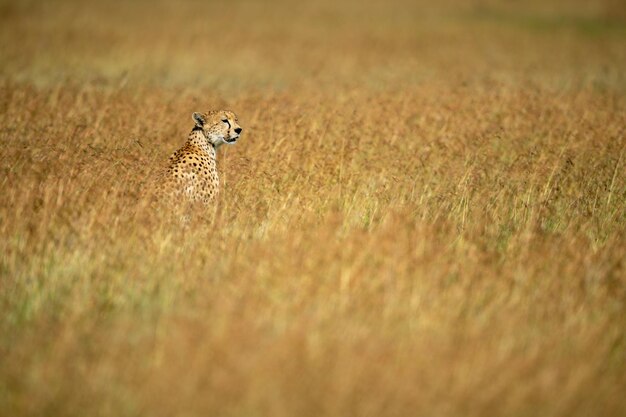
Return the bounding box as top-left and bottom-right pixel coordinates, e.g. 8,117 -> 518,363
192,110 -> 243,148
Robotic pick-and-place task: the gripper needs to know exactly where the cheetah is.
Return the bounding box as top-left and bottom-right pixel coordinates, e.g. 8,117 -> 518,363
153,110 -> 243,207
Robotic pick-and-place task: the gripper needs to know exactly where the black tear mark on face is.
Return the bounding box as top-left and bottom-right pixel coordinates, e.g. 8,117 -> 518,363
222,119 -> 231,128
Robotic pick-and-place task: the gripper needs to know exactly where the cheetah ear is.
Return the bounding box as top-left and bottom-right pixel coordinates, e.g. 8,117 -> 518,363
192,112 -> 205,127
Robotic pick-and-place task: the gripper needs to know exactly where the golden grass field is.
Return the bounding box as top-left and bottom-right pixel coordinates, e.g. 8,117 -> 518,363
1,0 -> 625,415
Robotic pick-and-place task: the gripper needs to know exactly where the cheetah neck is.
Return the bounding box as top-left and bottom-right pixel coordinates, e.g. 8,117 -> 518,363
187,128 -> 216,157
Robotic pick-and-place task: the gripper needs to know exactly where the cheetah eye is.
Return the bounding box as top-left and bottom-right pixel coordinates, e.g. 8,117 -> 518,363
222,119 -> 231,127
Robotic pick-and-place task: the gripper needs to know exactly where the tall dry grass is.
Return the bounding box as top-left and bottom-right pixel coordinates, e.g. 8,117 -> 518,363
1,0 -> 625,416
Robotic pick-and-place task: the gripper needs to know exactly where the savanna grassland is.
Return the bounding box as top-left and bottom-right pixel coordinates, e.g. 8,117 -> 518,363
1,0 -> 625,416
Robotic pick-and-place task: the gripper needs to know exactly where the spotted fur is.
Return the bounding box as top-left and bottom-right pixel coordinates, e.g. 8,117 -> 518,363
153,110 -> 242,206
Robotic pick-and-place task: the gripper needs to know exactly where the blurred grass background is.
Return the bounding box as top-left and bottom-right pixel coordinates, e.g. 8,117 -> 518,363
2,0 -> 625,91
1,0 -> 625,416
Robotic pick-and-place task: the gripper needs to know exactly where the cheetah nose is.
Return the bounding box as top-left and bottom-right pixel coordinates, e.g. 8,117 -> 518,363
234,127 -> 242,134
